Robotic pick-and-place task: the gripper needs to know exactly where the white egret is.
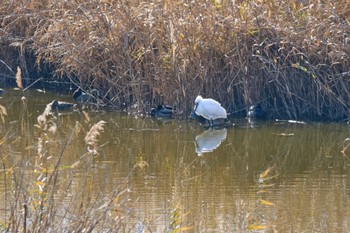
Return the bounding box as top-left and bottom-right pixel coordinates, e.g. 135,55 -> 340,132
192,95 -> 227,126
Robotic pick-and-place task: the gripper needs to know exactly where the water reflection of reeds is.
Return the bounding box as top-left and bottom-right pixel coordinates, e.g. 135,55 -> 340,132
1,90 -> 350,231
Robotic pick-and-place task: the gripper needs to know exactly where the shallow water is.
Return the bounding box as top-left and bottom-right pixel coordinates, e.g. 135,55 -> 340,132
1,88 -> 350,232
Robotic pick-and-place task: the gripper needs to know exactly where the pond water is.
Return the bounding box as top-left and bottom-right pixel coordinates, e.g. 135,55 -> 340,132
1,88 -> 350,232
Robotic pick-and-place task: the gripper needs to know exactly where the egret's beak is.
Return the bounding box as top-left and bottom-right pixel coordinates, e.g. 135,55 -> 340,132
190,103 -> 199,119
190,111 -> 197,119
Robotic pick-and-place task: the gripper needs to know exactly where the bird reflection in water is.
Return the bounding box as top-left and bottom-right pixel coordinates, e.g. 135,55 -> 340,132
194,128 -> 227,156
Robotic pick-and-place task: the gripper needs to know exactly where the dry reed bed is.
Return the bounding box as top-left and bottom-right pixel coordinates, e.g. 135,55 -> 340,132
0,0 -> 349,120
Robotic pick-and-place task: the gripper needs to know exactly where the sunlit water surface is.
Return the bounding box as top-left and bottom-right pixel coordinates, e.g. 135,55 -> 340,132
1,89 -> 350,232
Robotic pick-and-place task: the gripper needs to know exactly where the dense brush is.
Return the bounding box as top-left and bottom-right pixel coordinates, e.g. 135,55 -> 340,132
0,0 -> 349,120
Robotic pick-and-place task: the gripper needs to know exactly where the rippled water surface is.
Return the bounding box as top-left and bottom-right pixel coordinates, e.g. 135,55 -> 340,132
1,89 -> 350,232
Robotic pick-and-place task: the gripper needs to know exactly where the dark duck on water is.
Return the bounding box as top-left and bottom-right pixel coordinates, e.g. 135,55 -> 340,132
247,103 -> 266,120
73,88 -> 91,103
50,100 -> 76,111
150,105 -> 174,118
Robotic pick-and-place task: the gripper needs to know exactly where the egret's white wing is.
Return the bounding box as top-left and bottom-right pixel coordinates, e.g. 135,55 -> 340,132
195,98 -> 227,120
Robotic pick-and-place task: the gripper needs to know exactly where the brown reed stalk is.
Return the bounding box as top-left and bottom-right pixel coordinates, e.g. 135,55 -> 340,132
15,66 -> 23,90
0,105 -> 7,123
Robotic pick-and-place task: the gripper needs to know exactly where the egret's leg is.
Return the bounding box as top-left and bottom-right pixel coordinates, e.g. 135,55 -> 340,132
206,120 -> 211,127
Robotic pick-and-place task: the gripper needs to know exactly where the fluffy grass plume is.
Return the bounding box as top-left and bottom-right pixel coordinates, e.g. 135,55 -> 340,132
85,120 -> 106,149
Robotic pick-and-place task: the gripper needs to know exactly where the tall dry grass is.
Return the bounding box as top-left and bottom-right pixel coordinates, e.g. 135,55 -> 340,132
0,0 -> 349,120
0,99 -> 191,232
1,102 -> 125,232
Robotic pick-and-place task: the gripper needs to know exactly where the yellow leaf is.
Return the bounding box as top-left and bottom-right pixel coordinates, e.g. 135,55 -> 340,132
260,166 -> 274,178
35,181 -> 46,187
173,226 -> 192,232
174,210 -> 190,225
293,2 -> 297,10
259,174 -> 279,183
259,199 -> 274,206
247,224 -> 270,230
